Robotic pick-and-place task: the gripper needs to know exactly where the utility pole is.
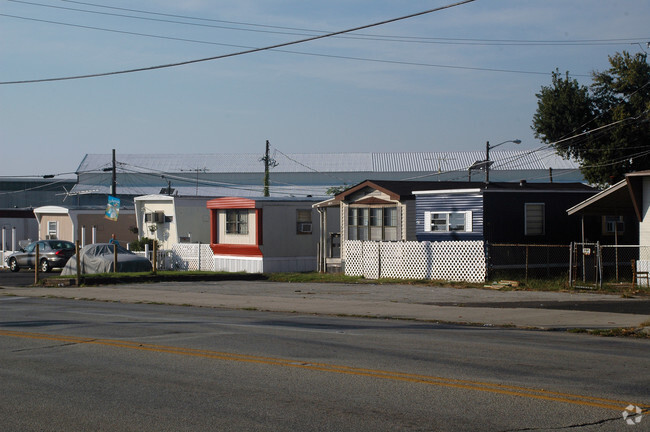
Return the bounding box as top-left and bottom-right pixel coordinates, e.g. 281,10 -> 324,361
260,140 -> 278,197
111,148 -> 117,196
485,141 -> 491,184
180,167 -> 208,196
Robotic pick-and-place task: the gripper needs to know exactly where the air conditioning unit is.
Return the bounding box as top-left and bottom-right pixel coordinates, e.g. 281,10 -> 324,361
153,211 -> 165,223
145,212 -> 165,223
298,223 -> 312,234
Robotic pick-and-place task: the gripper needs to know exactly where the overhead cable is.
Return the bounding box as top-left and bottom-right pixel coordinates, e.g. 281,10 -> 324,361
0,0 -> 476,84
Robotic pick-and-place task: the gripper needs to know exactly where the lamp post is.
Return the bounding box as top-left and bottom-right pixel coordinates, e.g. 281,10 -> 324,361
485,139 -> 521,184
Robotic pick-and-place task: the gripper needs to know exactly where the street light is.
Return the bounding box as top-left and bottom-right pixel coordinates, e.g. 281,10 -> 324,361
485,139 -> 521,184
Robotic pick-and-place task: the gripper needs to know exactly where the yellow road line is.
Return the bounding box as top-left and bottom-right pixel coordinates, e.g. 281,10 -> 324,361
2,329 -> 647,412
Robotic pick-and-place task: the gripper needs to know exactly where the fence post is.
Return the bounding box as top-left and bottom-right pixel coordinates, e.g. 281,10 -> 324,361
75,240 -> 80,286
34,243 -> 39,285
113,243 -> 118,273
152,240 -> 157,275
198,242 -> 201,271
525,245 -> 529,283
568,242 -> 573,287
597,242 -> 602,289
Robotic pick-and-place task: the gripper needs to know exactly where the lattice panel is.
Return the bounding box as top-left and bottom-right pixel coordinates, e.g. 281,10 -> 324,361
171,244 -> 215,271
363,242 -> 380,280
380,242 -> 427,280
344,241 -> 364,276
428,241 -> 486,283
344,240 -> 486,283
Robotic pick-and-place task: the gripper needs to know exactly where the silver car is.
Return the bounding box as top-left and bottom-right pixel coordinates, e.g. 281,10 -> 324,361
5,240 -> 76,272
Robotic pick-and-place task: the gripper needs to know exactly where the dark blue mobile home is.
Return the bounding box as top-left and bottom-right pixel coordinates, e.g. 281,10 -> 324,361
414,181 -> 596,244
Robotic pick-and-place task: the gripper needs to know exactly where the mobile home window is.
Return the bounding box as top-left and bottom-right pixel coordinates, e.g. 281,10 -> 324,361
47,221 -> 58,239
424,211 -> 472,233
296,209 -> 312,234
525,203 -> 545,235
603,215 -> 624,235
226,210 -> 248,234
348,206 -> 397,241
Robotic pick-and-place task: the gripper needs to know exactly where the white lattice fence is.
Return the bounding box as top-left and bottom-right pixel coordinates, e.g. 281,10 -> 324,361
363,242 -> 380,279
344,240 -> 486,283
171,243 -> 215,271
344,241 -> 364,276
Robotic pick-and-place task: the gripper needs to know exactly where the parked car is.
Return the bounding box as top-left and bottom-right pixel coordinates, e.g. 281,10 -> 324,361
61,243 -> 152,275
5,240 -> 76,272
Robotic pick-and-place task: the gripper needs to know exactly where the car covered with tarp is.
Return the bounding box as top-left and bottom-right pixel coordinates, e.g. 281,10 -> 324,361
61,243 -> 152,275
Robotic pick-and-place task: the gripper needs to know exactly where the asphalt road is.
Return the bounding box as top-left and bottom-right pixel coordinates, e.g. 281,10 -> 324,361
1,297 -> 648,431
0,267 -> 45,286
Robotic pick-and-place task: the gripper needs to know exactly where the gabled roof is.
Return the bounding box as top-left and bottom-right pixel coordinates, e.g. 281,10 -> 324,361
567,170 -> 650,221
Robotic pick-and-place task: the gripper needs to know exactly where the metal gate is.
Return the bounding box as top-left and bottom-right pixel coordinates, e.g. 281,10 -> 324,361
569,242 -> 601,289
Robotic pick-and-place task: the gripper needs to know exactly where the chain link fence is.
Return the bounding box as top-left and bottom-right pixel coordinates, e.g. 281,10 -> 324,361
600,245 -> 650,284
487,242 -> 650,288
486,244 -> 570,282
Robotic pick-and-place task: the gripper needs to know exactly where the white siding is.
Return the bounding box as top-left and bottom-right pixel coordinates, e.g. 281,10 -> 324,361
641,177 -> 650,247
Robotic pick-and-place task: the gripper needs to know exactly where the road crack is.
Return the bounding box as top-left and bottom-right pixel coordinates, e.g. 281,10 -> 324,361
501,415 -> 623,431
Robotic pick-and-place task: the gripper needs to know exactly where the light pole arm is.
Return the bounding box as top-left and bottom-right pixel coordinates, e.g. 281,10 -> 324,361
484,139 -> 521,184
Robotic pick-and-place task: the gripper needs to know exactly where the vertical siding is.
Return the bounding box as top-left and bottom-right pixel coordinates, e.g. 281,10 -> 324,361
404,200 -> 416,241
415,193 -> 484,241
641,178 -> 650,247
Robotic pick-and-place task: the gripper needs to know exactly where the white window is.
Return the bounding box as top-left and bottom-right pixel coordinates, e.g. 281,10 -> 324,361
348,206 -> 398,241
296,209 -> 312,234
47,221 -> 58,239
226,210 -> 248,234
424,211 -> 472,233
602,215 -> 624,235
525,203 -> 545,236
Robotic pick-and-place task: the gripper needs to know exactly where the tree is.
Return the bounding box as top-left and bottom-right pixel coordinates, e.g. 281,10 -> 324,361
326,184 -> 350,196
532,51 -> 650,186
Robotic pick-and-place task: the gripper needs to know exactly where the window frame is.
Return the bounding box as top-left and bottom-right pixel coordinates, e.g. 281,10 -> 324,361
348,206 -> 398,241
424,211 -> 473,233
524,203 -> 545,236
47,221 -> 58,240
225,209 -> 249,235
296,209 -> 312,234
602,215 -> 625,235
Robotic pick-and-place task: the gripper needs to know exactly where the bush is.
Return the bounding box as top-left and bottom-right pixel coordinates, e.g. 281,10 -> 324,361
129,237 -> 159,252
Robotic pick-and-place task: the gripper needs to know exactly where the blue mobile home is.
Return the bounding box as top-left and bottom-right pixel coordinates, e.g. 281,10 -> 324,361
413,181 -> 597,244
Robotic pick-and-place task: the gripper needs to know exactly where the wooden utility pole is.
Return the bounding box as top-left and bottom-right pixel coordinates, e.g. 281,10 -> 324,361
260,140 -> 278,197
111,148 -> 117,196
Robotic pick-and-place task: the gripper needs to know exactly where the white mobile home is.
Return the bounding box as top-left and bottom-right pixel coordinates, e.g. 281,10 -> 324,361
134,195 -> 211,249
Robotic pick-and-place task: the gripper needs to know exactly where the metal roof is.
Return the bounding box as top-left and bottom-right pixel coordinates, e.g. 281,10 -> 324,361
77,150 -> 579,175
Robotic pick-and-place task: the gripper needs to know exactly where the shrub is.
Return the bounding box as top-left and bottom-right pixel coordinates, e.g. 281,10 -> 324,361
129,236 -> 159,252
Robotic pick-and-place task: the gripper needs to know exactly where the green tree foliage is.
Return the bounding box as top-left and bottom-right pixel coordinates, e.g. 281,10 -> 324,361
326,184 -> 350,196
532,51 -> 650,186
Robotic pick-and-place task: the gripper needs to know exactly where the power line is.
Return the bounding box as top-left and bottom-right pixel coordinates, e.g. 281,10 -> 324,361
0,0 -> 483,84
8,0 -> 649,47
0,13 -> 573,77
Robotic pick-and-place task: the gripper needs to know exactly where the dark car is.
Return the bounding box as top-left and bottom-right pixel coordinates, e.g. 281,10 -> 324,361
5,240 -> 76,272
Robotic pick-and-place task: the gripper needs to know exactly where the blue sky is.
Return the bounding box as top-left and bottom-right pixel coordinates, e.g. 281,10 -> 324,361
1,0 -> 649,177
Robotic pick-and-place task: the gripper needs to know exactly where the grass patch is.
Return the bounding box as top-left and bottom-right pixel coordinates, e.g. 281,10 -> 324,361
43,270 -> 266,286
265,272 -> 364,284
39,270 -> 648,296
585,327 -> 650,338
267,272 -> 480,289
